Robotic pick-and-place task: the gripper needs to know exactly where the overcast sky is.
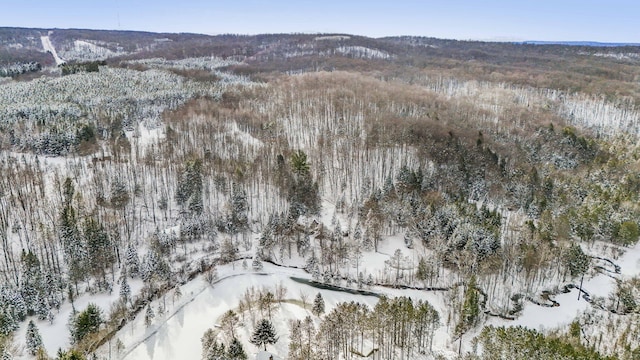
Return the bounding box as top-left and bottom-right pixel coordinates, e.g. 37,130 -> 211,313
1,0 -> 638,43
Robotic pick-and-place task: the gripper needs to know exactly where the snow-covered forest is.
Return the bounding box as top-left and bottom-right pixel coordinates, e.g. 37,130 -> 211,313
1,28 -> 640,360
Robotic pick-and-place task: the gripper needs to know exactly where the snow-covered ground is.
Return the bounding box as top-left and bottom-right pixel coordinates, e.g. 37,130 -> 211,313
101,262 -> 456,360
14,278 -> 144,357
58,40 -> 127,61
40,33 -> 65,66
482,239 -> 640,349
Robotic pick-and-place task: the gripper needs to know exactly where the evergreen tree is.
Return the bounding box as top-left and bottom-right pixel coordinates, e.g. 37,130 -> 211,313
201,328 -> 217,359
304,251 -> 318,273
564,243 -> 591,278
291,150 -> 310,176
353,223 -> 362,243
0,306 -> 18,335
71,303 -> 103,344
312,292 -> 325,316
228,184 -> 249,235
109,177 -> 129,209
59,178 -> 86,290
20,250 -> 44,317
288,319 -> 303,360
250,319 -> 278,351
367,274 -> 374,287
227,338 -> 247,360
416,256 -> 429,283
125,243 -> 140,277
252,256 -> 263,271
474,325 -> 613,360
203,341 -> 226,360
35,295 -> 50,321
220,238 -> 239,265
56,349 -> 86,360
119,275 -> 131,304
457,275 -> 480,335
173,285 -> 182,305
141,250 -> 171,284
175,158 -> 203,215
26,320 -> 43,355
83,216 -> 115,284
0,349 -> 11,360
288,150 -> 320,218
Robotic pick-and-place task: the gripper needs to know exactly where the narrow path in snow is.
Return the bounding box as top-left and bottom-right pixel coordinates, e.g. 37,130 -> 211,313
117,272 -> 272,360
41,33 -> 65,66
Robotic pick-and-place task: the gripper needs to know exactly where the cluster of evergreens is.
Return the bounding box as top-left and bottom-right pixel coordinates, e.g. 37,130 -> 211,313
467,325 -> 617,360
288,295 -> 439,360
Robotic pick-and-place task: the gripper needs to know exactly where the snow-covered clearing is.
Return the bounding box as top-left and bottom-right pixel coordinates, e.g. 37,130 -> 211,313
14,278 -> 144,357
336,46 -> 392,60
40,34 -> 65,66
479,239 -> 640,351
59,40 -> 126,61
103,263 -> 455,360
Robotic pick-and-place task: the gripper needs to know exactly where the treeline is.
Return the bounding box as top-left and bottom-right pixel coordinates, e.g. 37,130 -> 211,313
466,325 -> 618,360
61,60 -> 106,75
0,61 -> 41,77
289,296 -> 440,360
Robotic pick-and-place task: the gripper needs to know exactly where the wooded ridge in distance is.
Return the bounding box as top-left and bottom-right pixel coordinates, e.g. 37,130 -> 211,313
0,27 -> 640,360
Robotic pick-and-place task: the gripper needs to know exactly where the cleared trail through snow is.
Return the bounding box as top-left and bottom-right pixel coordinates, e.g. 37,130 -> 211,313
118,272 -> 272,360
41,33 -> 65,65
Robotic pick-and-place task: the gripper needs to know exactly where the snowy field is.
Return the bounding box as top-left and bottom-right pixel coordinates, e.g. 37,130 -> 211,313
97,262 -> 455,360
481,239 -> 640,348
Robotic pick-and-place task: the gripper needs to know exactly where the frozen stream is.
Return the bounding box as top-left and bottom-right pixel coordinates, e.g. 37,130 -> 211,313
106,240 -> 640,360
117,267 -> 388,360
489,240 -> 640,332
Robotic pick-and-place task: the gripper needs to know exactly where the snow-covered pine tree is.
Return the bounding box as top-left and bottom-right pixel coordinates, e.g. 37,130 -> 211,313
457,275 -> 480,335
119,275 -> 131,304
203,341 -> 226,360
35,295 -> 50,321
20,250 -> 43,317
416,257 -> 429,284
83,216 -> 115,285
124,244 -> 140,277
25,320 -> 43,355
250,319 -> 278,351
252,255 -> 263,271
0,349 -> 11,360
71,303 -> 103,344
229,183 -> 249,235
312,293 -> 325,316
304,251 -> 317,273
227,337 -> 247,360
175,158 -> 203,215
220,238 -> 239,265
297,233 -> 311,257
110,177 -> 129,209
59,178 -> 87,292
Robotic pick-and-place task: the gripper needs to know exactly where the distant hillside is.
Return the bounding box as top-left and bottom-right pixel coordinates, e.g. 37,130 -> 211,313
1,27 -> 639,104
524,40 -> 640,47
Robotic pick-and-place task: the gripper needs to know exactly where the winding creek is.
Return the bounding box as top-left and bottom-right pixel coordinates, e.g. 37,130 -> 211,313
110,239 -> 640,360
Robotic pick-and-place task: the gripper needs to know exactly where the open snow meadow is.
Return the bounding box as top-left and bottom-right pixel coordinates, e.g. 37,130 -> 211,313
2,28 -> 640,360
